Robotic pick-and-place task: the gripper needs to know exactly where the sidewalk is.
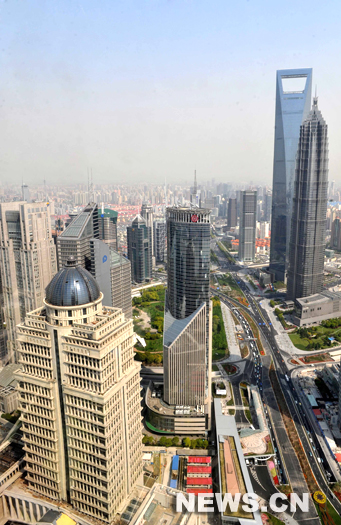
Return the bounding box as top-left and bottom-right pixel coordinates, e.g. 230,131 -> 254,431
221,302 -> 242,361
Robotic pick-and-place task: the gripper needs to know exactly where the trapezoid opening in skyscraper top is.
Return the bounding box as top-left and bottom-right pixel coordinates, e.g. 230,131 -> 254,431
269,68 -> 313,282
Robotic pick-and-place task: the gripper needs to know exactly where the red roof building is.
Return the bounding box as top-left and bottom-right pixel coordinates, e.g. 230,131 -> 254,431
187,466 -> 212,474
186,477 -> 212,486
186,488 -> 213,495
187,456 -> 211,464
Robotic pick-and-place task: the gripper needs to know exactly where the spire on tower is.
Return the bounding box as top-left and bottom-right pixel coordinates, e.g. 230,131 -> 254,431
194,170 -> 197,194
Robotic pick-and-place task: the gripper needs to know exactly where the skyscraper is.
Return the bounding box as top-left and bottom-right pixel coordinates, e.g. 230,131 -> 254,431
0,202 -> 57,364
331,218 -> 341,251
153,220 -> 166,263
141,203 -> 154,258
90,238 -> 132,319
57,203 -> 99,271
264,191 -> 272,222
239,191 -> 257,263
227,198 -> 237,228
127,215 -> 152,283
287,98 -> 328,301
163,207 -> 212,430
22,183 -> 30,203
270,68 -> 313,281
190,171 -> 199,206
98,206 -> 118,251
15,258 -> 142,522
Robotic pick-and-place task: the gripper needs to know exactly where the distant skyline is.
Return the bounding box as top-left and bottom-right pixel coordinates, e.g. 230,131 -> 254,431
1,0 -> 340,185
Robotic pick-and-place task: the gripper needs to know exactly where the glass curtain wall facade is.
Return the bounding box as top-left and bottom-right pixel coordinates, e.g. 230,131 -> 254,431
227,198 -> 237,228
163,207 -> 212,421
127,215 -> 152,283
57,203 -> 99,271
287,98 -> 329,301
239,191 -> 257,262
270,68 -> 313,281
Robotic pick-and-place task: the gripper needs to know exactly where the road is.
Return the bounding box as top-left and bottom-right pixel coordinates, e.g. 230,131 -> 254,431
212,244 -> 341,519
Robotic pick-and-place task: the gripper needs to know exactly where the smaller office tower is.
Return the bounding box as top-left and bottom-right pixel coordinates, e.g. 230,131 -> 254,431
98,206 -> 118,251
264,192 -> 272,222
90,238 -> 132,319
153,220 -> 166,263
57,203 -> 99,271
15,258 -> 142,522
190,170 -> 199,206
287,98 -> 328,301
0,202 -> 57,364
22,183 -> 30,203
141,203 -> 154,257
239,191 -> 257,263
227,198 -> 237,228
331,218 -> 341,251
127,215 -> 152,283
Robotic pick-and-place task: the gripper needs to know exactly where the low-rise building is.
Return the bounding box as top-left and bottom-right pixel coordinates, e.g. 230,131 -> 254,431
293,290 -> 341,326
0,364 -> 21,414
215,399 -> 262,525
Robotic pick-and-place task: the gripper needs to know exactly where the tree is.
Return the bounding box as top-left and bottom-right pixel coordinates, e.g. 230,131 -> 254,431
183,437 -> 191,448
190,439 -> 198,449
165,438 -> 173,447
270,300 -> 275,308
159,437 -> 168,447
203,440 -> 209,449
172,436 -> 179,446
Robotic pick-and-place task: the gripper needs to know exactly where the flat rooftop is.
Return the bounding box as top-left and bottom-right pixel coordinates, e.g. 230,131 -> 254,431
215,399 -> 262,525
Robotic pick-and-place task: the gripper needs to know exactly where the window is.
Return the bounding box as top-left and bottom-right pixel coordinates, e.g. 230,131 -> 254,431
68,311 -> 72,317
83,308 -> 87,315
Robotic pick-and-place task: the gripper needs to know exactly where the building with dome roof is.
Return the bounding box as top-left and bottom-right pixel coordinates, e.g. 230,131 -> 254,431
14,258 -> 143,523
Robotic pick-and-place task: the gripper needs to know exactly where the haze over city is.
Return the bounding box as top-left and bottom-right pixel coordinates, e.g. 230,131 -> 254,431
2,0 -> 341,185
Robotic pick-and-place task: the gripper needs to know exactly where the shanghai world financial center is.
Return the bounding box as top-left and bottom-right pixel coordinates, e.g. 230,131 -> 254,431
270,68 -> 313,282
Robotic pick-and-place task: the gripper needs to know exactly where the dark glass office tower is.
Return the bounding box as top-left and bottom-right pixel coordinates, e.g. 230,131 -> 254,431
167,208 -> 211,319
270,68 -> 312,281
287,98 -> 328,301
127,215 -> 152,283
163,207 -> 212,426
239,191 -> 257,263
227,198 -> 237,228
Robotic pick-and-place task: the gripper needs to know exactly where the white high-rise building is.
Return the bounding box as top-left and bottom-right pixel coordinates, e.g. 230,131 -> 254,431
0,202 -> 57,364
15,258 -> 143,523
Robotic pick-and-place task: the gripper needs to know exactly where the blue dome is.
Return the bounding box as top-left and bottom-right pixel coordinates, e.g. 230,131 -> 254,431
46,257 -> 101,307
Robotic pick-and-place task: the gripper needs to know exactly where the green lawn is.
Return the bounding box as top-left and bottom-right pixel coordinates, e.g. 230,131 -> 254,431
212,297 -> 229,361
289,333 -> 311,350
133,286 -> 165,361
315,500 -> 341,525
289,324 -> 341,351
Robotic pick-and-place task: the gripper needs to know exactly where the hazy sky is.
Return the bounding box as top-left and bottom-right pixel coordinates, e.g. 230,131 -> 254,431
1,0 -> 340,186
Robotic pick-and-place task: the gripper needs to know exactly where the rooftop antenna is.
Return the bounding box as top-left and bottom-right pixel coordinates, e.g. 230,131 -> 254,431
194,169 -> 197,194
313,85 -> 318,107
